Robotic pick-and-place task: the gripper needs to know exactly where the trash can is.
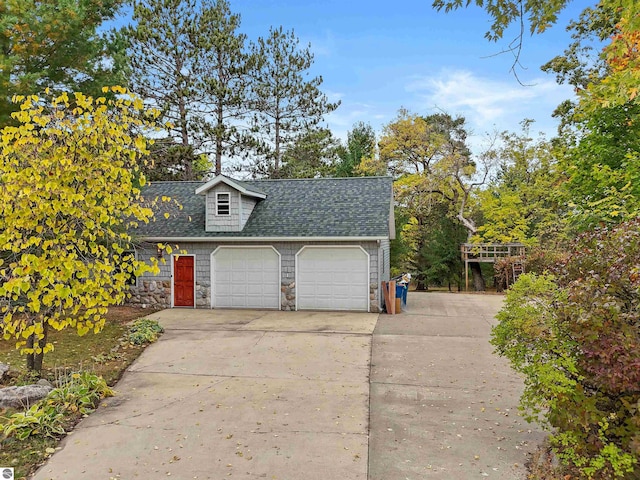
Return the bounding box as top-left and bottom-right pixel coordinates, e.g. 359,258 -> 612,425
396,283 -> 408,308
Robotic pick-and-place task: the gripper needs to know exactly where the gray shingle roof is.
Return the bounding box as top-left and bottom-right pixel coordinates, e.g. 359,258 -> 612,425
133,176 -> 393,239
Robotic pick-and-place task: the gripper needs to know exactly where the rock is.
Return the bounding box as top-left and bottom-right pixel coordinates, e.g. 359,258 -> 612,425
36,378 -> 53,388
0,384 -> 53,409
0,363 -> 9,381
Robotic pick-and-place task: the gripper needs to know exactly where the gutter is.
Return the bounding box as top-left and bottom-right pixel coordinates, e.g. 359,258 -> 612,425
141,236 -> 388,243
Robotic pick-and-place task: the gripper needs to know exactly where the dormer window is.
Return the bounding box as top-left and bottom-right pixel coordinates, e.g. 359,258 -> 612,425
216,193 -> 230,215
195,176 -> 266,232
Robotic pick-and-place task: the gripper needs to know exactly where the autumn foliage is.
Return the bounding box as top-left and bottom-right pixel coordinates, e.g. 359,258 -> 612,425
0,88 -> 163,372
586,1 -> 640,107
492,219 -> 640,478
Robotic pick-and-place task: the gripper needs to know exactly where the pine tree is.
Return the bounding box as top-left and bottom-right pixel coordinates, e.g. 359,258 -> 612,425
126,0 -> 207,179
196,0 -> 252,175
126,0 -> 254,178
249,27 -> 339,177
0,0 -> 124,127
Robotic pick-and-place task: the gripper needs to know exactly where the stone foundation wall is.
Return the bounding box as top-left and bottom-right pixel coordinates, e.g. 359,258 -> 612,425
370,282 -> 380,313
128,280 -> 171,308
281,281 -> 295,310
127,281 -> 210,308
195,284 -> 210,307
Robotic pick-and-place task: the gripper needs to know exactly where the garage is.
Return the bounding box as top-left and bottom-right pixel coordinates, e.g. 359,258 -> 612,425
211,247 -> 280,309
296,246 -> 369,311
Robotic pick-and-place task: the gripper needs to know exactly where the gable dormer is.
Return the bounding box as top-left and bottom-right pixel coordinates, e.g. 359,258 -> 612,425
195,176 -> 266,232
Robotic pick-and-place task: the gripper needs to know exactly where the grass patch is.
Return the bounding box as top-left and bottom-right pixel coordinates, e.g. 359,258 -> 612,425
0,306 -> 161,479
0,306 -> 158,386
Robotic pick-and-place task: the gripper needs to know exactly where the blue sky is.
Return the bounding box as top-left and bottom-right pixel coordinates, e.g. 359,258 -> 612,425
231,0 -> 588,152
117,1 -> 593,153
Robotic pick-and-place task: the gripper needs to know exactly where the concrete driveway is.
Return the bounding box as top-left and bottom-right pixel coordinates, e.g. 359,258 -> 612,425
368,292 -> 546,479
33,310 -> 377,480
33,294 -> 545,480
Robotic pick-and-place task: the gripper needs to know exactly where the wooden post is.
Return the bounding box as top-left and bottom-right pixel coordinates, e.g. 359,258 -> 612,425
381,281 -> 391,314
465,260 -> 469,291
388,280 -> 396,315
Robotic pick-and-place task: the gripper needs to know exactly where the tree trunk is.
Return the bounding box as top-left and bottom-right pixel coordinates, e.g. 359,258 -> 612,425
33,321 -> 48,373
26,321 -> 48,375
178,97 -> 193,180
274,118 -> 280,175
414,278 -> 428,291
215,100 -> 223,176
214,56 -> 225,177
469,262 -> 485,291
26,333 -> 35,372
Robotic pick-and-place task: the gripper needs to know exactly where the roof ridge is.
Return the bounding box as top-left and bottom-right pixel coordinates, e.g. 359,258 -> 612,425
246,176 -> 391,182
146,177 -> 391,184
147,181 -> 204,184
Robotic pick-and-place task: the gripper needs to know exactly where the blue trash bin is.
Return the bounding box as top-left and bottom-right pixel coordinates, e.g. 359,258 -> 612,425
396,284 -> 408,308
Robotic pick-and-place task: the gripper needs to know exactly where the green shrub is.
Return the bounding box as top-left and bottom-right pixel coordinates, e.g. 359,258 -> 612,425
492,219 -> 640,479
14,370 -> 42,386
127,318 -> 164,345
48,372 -> 114,415
1,372 -> 114,440
1,404 -> 65,440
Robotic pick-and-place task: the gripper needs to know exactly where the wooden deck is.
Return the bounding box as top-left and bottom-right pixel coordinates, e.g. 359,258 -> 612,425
460,243 -> 526,290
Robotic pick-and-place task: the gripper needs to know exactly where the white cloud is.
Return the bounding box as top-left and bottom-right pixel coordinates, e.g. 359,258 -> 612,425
405,69 -> 574,137
303,29 -> 336,57
326,102 -> 379,141
324,90 -> 345,103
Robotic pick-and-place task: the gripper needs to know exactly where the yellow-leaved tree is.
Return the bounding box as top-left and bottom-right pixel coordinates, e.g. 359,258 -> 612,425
0,87 -> 163,373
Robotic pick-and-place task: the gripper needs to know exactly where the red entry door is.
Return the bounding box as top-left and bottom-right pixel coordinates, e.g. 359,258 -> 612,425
173,256 -> 194,307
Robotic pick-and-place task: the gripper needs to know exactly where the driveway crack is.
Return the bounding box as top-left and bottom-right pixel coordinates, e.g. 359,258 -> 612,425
252,331 -> 267,347
90,377 -> 231,427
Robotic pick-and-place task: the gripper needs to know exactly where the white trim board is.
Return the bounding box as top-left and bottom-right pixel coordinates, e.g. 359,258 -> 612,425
143,236 -> 386,243
195,176 -> 266,199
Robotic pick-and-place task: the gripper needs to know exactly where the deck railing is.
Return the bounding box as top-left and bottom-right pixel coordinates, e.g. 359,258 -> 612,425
460,243 -> 526,290
460,243 -> 526,262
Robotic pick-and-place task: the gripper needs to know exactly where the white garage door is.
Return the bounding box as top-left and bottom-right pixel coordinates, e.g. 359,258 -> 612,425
296,247 -> 369,311
212,247 -> 280,309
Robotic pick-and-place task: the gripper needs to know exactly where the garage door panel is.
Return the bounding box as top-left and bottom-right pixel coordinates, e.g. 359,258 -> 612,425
297,247 -> 369,311
213,247 -> 280,309
215,271 -> 230,283
215,283 -> 232,296
231,271 -> 248,283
